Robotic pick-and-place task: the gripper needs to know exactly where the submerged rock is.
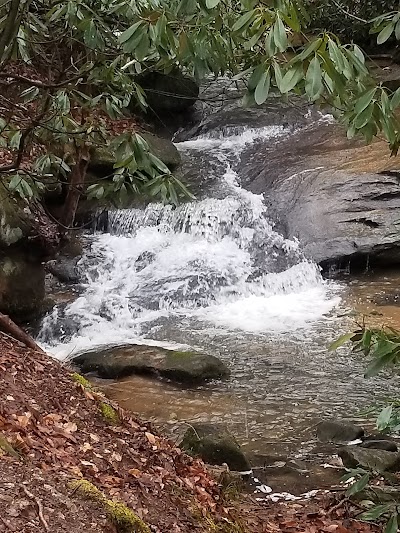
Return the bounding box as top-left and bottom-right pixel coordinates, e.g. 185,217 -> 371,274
73,344 -> 230,384
46,257 -> 81,284
361,440 -> 398,452
316,420 -> 364,444
180,424 -> 251,473
339,447 -> 400,472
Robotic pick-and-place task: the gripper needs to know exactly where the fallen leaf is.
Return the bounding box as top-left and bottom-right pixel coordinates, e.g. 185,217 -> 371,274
145,432 -> 156,445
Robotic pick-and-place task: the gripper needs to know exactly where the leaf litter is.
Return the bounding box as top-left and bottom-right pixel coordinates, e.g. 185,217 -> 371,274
0,332 -> 382,532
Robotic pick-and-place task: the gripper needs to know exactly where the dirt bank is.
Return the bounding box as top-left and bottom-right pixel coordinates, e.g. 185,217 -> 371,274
0,332 -> 379,532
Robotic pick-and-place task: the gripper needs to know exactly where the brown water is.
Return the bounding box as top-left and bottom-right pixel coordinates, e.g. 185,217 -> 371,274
98,272 -> 400,493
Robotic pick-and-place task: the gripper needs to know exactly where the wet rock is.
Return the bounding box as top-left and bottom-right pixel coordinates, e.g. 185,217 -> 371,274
316,420 -> 364,444
73,344 -> 230,384
90,133 -> 181,172
339,447 -> 400,472
207,465 -> 246,491
242,116 -> 400,270
140,133 -> 181,170
136,71 -> 199,113
179,424 -> 251,472
0,254 -> 45,321
361,440 -> 398,452
46,257 -> 80,284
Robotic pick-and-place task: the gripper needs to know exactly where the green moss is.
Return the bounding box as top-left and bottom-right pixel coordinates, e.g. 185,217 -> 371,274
105,500 -> 150,533
71,372 -> 92,389
70,479 -> 150,533
70,479 -> 104,500
0,433 -> 20,459
99,402 -> 119,425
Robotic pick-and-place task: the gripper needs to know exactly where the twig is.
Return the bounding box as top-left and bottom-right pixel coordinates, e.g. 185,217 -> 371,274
327,495 -> 349,515
0,515 -> 14,531
330,0 -> 370,24
22,485 -> 49,531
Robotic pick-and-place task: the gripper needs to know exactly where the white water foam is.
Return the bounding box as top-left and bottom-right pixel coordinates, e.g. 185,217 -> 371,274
39,124 -> 340,359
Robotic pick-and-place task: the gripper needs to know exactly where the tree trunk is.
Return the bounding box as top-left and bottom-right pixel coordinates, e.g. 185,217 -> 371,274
0,0 -> 22,63
0,312 -> 45,353
60,144 -> 90,230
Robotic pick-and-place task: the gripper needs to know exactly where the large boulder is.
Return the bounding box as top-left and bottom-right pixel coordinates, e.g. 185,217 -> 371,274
73,344 -> 230,384
244,117 -> 400,270
339,447 -> 400,472
136,71 -> 199,113
0,254 -> 45,320
180,424 -> 251,473
316,420 -> 364,444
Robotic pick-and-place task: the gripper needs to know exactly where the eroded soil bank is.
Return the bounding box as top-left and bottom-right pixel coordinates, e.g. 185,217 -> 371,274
0,332 -> 380,532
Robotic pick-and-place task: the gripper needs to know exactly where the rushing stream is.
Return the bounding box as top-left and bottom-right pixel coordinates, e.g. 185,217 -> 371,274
39,109 -> 400,493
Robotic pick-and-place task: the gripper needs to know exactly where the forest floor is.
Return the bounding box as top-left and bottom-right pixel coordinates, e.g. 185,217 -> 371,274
0,331 -> 381,532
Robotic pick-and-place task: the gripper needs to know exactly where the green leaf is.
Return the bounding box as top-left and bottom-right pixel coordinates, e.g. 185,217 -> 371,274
119,21 -> 142,44
354,103 -> 374,129
377,23 -> 395,45
254,69 -> 270,105
305,55 -> 323,101
354,88 -> 377,115
364,351 -> 397,378
232,9 -> 256,33
206,0 -> 220,8
358,504 -> 392,521
346,473 -> 370,497
280,65 -> 303,93
329,332 -> 355,351
385,514 -> 398,533
391,88 -> 400,110
376,405 -> 393,431
9,130 -> 22,149
273,15 -> 287,53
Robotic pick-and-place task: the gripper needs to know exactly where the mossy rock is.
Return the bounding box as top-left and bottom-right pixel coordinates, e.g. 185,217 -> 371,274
0,190 -> 32,248
0,253 -> 45,321
73,344 -> 230,384
180,424 -> 251,473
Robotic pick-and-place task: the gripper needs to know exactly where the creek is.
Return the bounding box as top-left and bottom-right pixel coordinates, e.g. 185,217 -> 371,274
38,98 -> 400,494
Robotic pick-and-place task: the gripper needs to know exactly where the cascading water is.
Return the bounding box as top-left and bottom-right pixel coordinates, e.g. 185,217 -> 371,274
39,123 -> 339,357
38,113 -> 400,493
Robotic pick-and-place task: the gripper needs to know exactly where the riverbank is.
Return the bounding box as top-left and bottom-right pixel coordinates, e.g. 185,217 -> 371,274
0,331 -> 380,532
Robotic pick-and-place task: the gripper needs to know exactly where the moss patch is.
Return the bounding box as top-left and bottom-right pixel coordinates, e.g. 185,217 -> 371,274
0,433 -> 20,459
71,372 -> 92,389
70,479 -> 150,533
99,402 -> 119,425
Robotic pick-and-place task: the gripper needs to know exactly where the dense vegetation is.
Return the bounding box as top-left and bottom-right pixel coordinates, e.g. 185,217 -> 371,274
1,0 -> 400,229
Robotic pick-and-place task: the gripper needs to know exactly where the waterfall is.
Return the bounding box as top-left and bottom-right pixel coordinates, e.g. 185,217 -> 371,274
39,122 -> 340,358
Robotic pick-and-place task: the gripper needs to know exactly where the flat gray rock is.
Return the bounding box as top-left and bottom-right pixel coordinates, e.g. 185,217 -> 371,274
339,447 -> 400,472
316,420 -> 364,444
73,344 -> 230,384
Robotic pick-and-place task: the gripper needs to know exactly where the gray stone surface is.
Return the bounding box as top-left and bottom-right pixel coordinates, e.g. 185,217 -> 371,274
180,423 -> 251,472
339,446 -> 400,472
74,344 -> 230,384
316,420 -> 364,444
